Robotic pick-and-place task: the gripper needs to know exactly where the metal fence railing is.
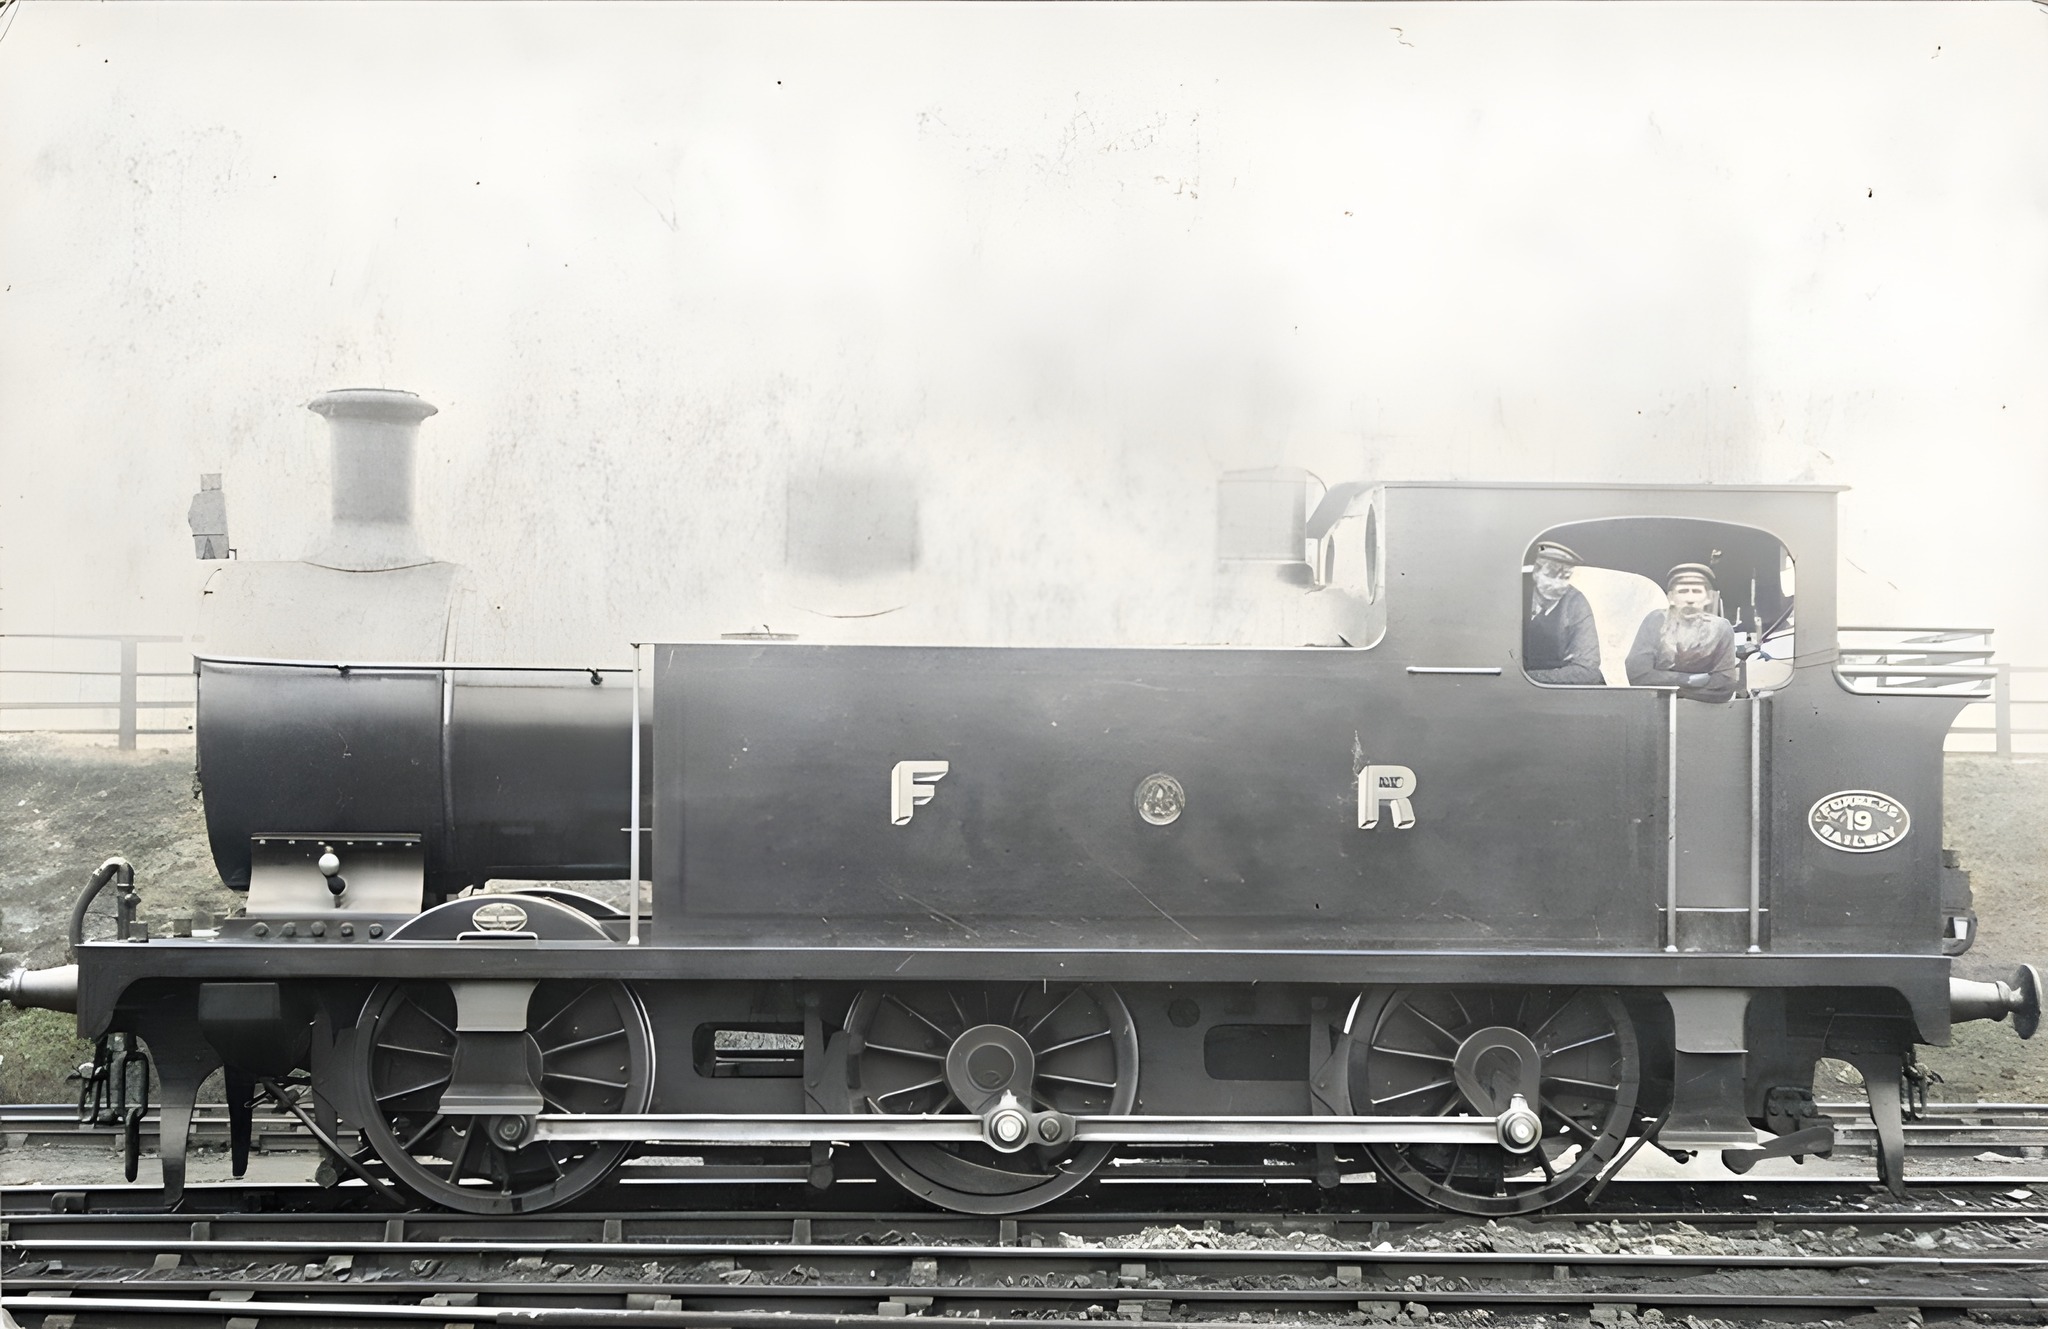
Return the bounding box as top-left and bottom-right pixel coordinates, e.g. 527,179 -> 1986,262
0,634 -> 195,749
1949,663 -> 2048,757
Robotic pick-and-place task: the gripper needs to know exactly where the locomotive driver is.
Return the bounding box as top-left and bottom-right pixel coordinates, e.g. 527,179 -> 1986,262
1523,541 -> 1604,685
1625,563 -> 1738,703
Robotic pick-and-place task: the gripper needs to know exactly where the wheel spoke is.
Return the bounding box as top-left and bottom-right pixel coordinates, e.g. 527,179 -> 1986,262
398,1113 -> 445,1152
532,986 -> 597,1041
864,1041 -> 945,1062
873,1076 -> 946,1104
542,1027 -> 626,1057
376,1073 -> 452,1103
1035,1071 -> 1116,1091
1446,990 -> 1473,1031
1540,1029 -> 1617,1058
1526,994 -> 1576,1044
481,1139 -> 512,1188
1023,986 -> 1084,1038
882,993 -> 955,1043
378,1042 -> 454,1061
1371,1077 -> 1455,1107
445,1122 -> 479,1182
947,989 -> 972,1034
541,1070 -> 630,1090
1033,1028 -> 1111,1057
1542,1103 -> 1600,1142
1403,1006 -> 1463,1051
403,997 -> 457,1041
1368,1043 -> 1453,1065
1544,1074 -> 1620,1101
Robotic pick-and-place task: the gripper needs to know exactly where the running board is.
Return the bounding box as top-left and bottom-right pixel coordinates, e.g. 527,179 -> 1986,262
531,1108 -> 1539,1152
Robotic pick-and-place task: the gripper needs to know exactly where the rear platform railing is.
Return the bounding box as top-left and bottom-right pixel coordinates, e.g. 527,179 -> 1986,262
1836,626 -> 1998,699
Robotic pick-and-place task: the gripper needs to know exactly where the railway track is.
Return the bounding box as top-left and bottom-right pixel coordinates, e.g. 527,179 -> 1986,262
6,1164 -> 2048,1220
1,1104 -> 338,1154
6,1204 -> 2048,1325
9,1107 -> 2048,1323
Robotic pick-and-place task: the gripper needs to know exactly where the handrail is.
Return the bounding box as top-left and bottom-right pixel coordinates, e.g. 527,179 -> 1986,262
1836,626 -> 1999,702
1835,664 -> 1999,678
195,654 -> 631,675
1835,649 -> 1994,662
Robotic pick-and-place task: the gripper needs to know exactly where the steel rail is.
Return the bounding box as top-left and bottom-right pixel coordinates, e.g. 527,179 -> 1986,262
9,1281 -> 2048,1312
7,1199 -> 2048,1238
9,1172 -> 2048,1220
15,1235 -> 2048,1274
9,1294 -> 2048,1325
11,1239 -> 2048,1322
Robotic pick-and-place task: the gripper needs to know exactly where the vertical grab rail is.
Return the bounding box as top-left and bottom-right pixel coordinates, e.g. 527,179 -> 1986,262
1747,695 -> 1763,953
628,643 -> 642,946
1665,690 -> 1679,953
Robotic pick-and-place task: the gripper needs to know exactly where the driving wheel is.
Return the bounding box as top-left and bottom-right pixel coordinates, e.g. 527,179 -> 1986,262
847,983 -> 1138,1213
1351,986 -> 1639,1215
352,979 -> 654,1214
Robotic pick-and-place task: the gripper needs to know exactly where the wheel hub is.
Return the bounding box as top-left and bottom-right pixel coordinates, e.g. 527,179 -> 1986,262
946,1023 -> 1037,1112
1452,1025 -> 1543,1115
487,1112 -> 535,1151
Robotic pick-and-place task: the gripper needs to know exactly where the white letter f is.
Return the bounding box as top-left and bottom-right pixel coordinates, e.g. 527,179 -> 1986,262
891,760 -> 950,825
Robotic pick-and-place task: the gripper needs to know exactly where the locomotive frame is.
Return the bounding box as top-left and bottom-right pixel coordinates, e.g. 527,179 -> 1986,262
7,480 -> 2041,1217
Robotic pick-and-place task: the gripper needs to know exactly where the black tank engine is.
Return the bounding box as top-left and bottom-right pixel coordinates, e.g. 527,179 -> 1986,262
6,481 -> 2041,1216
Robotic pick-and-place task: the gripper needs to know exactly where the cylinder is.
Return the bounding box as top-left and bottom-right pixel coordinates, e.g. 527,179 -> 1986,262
305,388 -> 438,571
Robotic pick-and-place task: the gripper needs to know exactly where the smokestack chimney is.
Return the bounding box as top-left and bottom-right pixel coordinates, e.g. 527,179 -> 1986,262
304,388 -> 439,571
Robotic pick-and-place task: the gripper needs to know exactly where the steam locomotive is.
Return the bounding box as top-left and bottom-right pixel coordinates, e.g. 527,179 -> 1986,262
5,480 -> 2041,1217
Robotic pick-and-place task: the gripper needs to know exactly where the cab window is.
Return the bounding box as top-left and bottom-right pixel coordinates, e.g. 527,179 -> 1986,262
1521,517 -> 1794,698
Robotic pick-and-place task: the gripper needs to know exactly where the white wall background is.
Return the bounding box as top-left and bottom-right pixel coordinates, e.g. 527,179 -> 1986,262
2,3 -> 2044,660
